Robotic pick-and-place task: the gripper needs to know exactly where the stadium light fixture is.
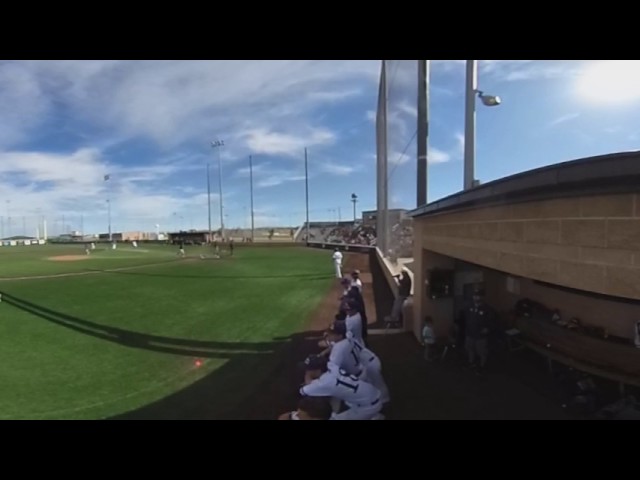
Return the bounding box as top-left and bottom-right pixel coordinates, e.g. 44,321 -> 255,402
464,60 -> 502,190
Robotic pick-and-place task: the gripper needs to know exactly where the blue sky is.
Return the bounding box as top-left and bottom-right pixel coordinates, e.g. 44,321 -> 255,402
1,60 -> 640,236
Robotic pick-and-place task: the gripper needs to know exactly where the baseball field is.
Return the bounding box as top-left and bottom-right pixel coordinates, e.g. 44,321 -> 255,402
0,243 -> 334,420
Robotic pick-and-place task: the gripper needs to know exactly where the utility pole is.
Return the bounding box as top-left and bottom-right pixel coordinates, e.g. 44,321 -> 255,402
304,148 -> 310,243
207,162 -> 212,242
249,155 -> 255,241
211,139 -> 225,239
351,193 -> 358,223
417,60 -> 430,206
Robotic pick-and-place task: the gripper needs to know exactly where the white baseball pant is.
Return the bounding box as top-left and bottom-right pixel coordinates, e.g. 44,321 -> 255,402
331,398 -> 382,420
360,358 -> 390,404
334,261 -> 342,279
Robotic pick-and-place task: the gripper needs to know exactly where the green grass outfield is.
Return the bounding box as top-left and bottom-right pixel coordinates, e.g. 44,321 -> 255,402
0,244 -> 333,419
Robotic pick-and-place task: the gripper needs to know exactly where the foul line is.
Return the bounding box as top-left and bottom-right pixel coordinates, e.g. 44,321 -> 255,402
0,258 -> 188,282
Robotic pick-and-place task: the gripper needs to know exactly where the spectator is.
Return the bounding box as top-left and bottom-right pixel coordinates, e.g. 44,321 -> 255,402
386,267 -> 411,326
422,316 -> 436,361
461,289 -> 496,374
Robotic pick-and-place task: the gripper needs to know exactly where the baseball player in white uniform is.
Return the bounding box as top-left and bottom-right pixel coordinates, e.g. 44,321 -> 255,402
320,321 -> 362,377
351,270 -> 363,292
300,355 -> 383,420
344,300 -> 364,345
351,337 -> 390,404
332,248 -> 343,278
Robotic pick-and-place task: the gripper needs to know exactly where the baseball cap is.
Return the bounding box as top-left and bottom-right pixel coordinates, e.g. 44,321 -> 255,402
352,270 -> 360,276
328,320 -> 347,336
303,355 -> 327,371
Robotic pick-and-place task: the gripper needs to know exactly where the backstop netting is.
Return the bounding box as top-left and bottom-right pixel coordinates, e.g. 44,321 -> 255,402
376,60 -> 417,263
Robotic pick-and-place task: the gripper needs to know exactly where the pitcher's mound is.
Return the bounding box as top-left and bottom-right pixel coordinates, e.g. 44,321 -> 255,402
48,255 -> 91,262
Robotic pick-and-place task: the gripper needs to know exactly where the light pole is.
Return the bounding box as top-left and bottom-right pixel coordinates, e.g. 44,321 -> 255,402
351,193 -> 358,223
463,60 -> 501,191
104,174 -> 112,240
249,155 -> 255,242
207,162 -> 212,243
417,60 -> 430,207
211,139 -> 225,240
6,200 -> 11,238
304,148 -> 310,243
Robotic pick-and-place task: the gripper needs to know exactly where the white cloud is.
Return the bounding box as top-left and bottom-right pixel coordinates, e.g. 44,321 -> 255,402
235,162 -> 271,177
318,162 -> 356,176
242,127 -> 335,157
0,147 -> 228,235
428,147 -> 450,164
430,60 -> 580,83
256,174 -> 306,188
548,113 -> 580,128
2,60 -> 378,153
0,60 -> 386,234
388,151 -> 411,167
0,62 -> 50,149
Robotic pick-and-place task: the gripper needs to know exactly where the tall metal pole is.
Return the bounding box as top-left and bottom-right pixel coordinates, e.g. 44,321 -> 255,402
105,174 -> 112,241
304,148 -> 310,243
249,155 -> 255,241
207,162 -> 212,242
417,60 -> 430,206
6,200 -> 11,238
210,140 -> 225,240
351,194 -> 358,223
464,60 -> 478,191
374,60 -> 390,254
217,146 -> 224,240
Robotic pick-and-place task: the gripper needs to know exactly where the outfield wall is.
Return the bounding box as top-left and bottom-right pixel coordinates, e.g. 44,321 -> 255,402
1,240 -> 46,247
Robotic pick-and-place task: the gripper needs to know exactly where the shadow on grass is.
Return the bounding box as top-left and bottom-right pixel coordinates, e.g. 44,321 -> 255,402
87,268 -> 334,281
0,290 -> 326,419
1,291 -> 279,358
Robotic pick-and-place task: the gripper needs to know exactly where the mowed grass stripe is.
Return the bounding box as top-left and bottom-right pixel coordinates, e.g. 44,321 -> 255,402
0,246 -> 334,419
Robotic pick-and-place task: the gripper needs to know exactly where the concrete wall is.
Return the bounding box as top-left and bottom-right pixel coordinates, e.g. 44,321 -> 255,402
418,193 -> 640,300
411,247 -> 455,341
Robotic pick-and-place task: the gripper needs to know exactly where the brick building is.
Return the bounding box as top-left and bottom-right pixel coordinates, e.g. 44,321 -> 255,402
409,152 -> 640,388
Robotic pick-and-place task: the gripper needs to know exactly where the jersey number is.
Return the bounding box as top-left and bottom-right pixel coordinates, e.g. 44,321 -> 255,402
336,370 -> 359,392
